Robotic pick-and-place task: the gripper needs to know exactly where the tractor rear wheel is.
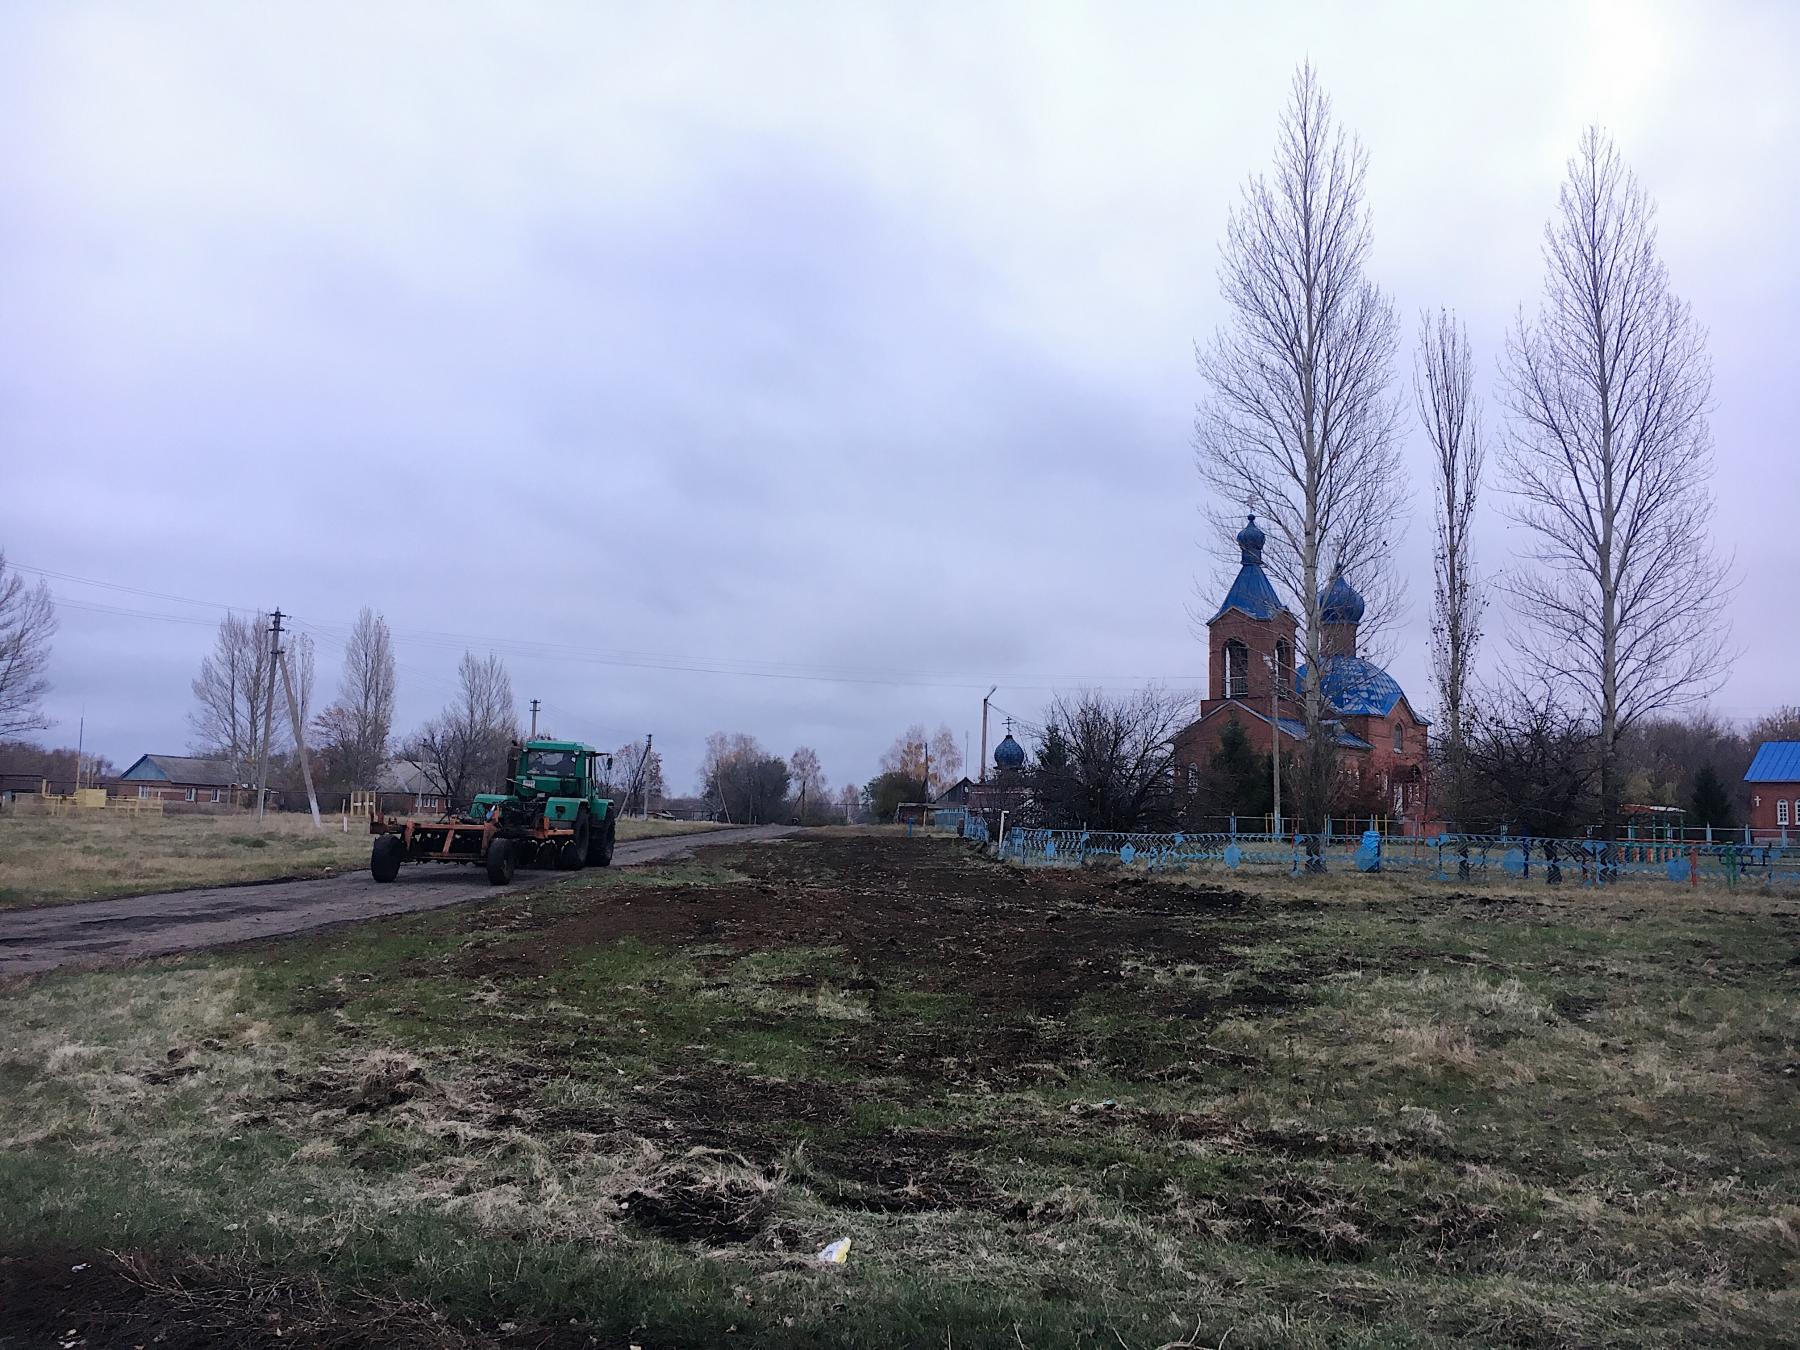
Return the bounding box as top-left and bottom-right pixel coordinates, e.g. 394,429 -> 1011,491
485,839 -> 516,886
370,834 -> 404,883
587,814 -> 616,868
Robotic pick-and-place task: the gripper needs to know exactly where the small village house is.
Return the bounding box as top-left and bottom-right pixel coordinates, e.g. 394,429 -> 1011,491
373,759 -> 448,816
112,754 -> 260,808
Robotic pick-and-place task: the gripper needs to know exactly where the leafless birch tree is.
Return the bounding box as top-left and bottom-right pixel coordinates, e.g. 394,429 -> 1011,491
327,607 -> 396,789
1500,128 -> 1729,835
1414,308 -> 1487,824
0,551 -> 56,739
1195,64 -> 1404,835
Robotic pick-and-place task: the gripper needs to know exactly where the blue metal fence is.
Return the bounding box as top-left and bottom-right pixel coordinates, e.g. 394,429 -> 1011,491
998,826 -> 1800,890
929,807 -> 989,844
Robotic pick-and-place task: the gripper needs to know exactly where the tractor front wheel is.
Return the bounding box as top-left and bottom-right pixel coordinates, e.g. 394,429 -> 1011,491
587,814 -> 616,868
371,834 -> 404,883
564,813 -> 591,871
486,838 -> 516,886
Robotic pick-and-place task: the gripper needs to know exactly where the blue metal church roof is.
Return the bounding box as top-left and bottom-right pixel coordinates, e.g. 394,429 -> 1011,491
1295,655 -> 1421,721
1210,563 -> 1289,622
1745,741 -> 1800,783
1210,513 -> 1290,622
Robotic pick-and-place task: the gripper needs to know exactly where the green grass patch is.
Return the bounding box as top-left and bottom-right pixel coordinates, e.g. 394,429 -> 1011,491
2,838 -> 1796,1347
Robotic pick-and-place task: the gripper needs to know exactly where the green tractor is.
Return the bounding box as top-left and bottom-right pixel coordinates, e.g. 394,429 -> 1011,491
369,739 -> 617,886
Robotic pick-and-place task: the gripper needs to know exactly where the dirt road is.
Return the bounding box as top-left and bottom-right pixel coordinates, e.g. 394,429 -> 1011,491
0,825 -> 793,978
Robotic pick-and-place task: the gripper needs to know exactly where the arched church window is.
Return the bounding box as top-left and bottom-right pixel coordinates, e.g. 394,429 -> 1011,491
1275,640 -> 1291,694
1187,764 -> 1198,796
1224,640 -> 1249,699
1393,723 -> 1404,754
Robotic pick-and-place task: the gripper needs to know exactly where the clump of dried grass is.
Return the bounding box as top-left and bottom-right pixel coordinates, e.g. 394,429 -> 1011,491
619,1147 -> 783,1243
1387,1024 -> 1479,1073
116,1250 -> 475,1349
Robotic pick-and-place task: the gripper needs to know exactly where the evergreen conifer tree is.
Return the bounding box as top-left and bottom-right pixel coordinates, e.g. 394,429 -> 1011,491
1689,763 -> 1735,831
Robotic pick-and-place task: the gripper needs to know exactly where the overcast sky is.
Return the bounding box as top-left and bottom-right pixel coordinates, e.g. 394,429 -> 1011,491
2,1 -> 1795,795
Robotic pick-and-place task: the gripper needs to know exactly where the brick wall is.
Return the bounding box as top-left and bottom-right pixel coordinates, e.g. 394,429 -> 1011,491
1748,783 -> 1800,833
1205,609 -> 1297,704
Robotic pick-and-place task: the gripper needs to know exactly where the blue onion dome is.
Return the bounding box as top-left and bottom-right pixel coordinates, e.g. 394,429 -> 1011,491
1236,513 -> 1266,564
993,733 -> 1026,769
1320,565 -> 1365,625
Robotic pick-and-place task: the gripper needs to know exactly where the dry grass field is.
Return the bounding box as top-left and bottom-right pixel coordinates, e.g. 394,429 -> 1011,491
0,810 -> 723,909
1,832 -> 1795,1348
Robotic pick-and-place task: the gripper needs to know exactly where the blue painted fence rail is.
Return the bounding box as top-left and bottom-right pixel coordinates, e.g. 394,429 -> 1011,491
998,827 -> 1800,889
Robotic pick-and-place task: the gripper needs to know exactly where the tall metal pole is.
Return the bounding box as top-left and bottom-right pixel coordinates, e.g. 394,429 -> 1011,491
980,686 -> 996,783
253,609 -> 283,820
1267,651 -> 1282,836
529,699 -> 540,737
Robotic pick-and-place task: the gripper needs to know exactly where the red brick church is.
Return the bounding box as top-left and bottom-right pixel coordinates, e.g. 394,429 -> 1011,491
1172,515 -> 1432,831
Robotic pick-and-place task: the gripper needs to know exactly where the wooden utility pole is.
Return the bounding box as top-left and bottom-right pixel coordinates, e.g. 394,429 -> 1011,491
252,609 -> 283,820
280,649 -> 322,828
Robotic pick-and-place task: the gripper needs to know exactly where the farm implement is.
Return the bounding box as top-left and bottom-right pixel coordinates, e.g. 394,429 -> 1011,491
369,739 -> 617,886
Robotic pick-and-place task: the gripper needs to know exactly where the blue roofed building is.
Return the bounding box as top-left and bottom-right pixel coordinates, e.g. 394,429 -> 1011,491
1745,741 -> 1800,836
1173,517 -> 1434,830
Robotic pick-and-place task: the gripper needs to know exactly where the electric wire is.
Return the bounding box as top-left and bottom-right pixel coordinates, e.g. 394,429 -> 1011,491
15,560 -> 1205,695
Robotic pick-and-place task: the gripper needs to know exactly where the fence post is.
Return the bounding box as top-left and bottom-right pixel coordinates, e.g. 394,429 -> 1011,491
1688,844 -> 1698,890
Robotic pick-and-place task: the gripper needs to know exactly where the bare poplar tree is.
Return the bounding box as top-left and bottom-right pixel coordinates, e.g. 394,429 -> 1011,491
1414,308 -> 1487,824
1195,64 -> 1404,836
0,551 -> 57,739
190,612 -> 280,779
1500,128 -> 1729,836
409,651 -> 518,811
332,608 -> 396,789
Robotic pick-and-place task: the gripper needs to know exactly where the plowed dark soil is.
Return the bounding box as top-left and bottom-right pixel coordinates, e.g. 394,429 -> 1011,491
480,831 -> 1260,1011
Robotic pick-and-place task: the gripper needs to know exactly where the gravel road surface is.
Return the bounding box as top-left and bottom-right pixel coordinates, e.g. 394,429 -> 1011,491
0,825 -> 792,978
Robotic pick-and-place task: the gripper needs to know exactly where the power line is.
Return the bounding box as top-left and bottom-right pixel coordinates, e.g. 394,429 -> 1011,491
24,560 -> 1205,694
